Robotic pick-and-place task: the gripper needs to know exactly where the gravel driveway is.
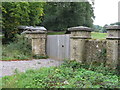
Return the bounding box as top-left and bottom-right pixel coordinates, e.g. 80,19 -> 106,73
0,59 -> 63,77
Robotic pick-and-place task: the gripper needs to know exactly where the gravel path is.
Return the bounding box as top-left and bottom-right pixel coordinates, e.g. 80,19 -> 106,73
0,59 -> 63,77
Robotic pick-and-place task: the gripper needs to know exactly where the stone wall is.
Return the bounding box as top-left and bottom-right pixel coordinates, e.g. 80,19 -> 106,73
85,39 -> 106,64
70,38 -> 107,64
68,25 -> 120,69
22,25 -> 120,69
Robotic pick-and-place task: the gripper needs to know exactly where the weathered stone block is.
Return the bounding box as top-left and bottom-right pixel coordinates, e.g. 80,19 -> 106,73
32,37 -> 46,56
107,30 -> 120,39
106,25 -> 120,39
70,39 -> 86,62
106,40 -> 119,69
106,25 -> 120,69
85,40 -> 107,65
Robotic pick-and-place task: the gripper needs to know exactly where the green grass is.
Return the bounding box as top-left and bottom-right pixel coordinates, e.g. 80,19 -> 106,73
47,32 -> 65,35
1,61 -> 120,88
47,31 -> 107,39
91,32 -> 107,39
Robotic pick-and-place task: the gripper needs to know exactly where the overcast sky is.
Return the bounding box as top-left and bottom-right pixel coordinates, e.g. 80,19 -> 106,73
93,0 -> 119,26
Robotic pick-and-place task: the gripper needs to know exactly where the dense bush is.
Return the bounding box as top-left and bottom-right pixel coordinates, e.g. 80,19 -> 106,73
2,60 -> 120,88
2,2 -> 45,42
2,35 -> 32,60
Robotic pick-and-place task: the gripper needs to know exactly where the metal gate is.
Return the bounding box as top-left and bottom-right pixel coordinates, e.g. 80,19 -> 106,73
46,35 -> 70,60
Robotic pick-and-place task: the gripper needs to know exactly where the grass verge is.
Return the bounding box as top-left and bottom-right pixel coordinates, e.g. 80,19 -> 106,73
47,31 -> 107,39
1,60 -> 120,88
47,31 -> 65,35
91,32 -> 107,39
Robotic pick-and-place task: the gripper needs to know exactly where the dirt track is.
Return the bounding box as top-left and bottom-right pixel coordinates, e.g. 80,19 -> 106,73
0,59 -> 63,77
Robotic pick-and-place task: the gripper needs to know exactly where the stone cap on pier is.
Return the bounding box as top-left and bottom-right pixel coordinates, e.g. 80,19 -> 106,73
106,25 -> 120,30
68,26 -> 93,32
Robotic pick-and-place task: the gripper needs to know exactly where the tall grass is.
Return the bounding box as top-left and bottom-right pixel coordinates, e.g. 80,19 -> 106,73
2,35 -> 32,60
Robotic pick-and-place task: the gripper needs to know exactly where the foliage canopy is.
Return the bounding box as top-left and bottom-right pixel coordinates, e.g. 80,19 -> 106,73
42,2 -> 95,31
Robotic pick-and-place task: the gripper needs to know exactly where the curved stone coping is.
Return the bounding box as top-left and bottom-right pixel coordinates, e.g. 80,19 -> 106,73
18,26 -> 47,31
70,36 -> 91,39
68,26 -> 93,32
106,25 -> 120,30
22,31 -> 46,34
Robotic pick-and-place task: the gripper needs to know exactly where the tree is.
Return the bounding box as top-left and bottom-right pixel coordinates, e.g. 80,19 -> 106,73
93,25 -> 103,32
42,2 -> 95,31
29,2 -> 44,26
110,22 -> 120,25
2,2 -> 45,42
101,24 -> 108,33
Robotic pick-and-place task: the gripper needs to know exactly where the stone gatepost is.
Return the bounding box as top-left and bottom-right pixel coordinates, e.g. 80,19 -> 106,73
22,27 -> 47,56
106,25 -> 120,69
68,26 -> 92,62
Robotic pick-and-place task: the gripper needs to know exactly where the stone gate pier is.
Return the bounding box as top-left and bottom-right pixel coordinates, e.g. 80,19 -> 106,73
68,26 -> 92,62
21,26 -> 47,56
106,25 -> 120,69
